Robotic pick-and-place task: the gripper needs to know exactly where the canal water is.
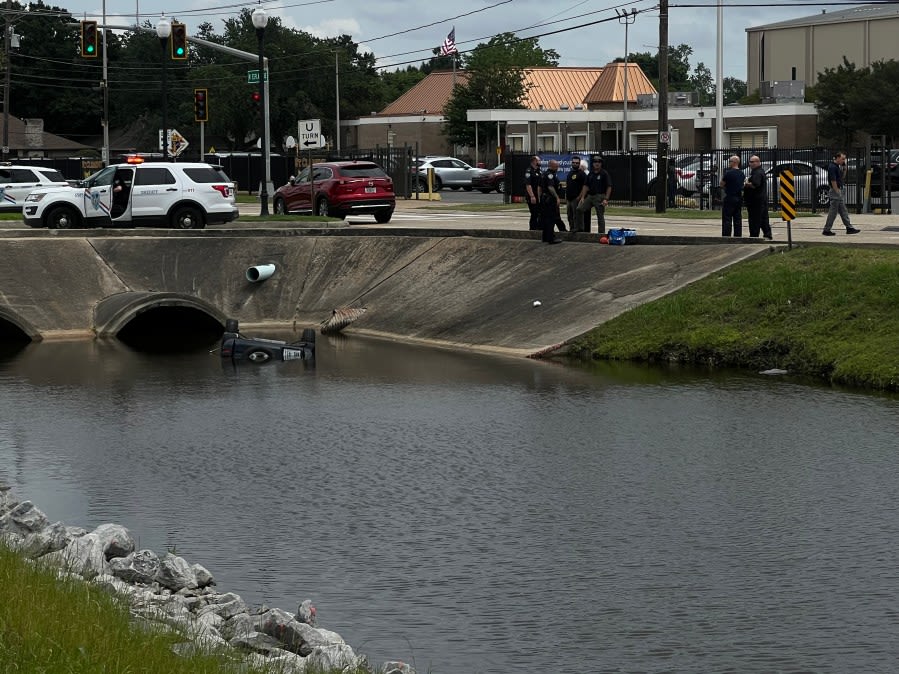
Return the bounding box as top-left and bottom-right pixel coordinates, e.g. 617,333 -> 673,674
1,335 -> 898,674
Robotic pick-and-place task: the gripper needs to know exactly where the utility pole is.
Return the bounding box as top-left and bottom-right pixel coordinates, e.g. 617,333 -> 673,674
101,0 -> 109,166
655,0 -> 669,213
616,9 -> 636,151
2,0 -> 11,161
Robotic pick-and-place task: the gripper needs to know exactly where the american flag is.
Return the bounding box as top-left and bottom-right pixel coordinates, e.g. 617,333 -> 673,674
440,27 -> 458,56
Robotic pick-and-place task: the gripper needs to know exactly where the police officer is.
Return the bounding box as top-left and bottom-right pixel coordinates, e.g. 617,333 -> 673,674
539,159 -> 567,244
565,155 -> 586,233
524,155 -> 542,230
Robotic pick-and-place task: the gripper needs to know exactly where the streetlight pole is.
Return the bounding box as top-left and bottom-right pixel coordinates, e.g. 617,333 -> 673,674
156,16 -> 171,161
616,9 -> 636,152
335,50 -> 340,156
3,0 -> 14,162
252,3 -> 269,216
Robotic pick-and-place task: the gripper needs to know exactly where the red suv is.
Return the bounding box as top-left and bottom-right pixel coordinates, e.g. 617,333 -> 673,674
273,161 -> 395,222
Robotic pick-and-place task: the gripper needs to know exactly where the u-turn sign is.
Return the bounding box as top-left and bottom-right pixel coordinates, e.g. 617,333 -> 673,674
298,119 -> 325,149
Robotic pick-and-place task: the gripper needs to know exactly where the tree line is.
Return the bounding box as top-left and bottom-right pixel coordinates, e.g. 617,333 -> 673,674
2,1 -> 441,154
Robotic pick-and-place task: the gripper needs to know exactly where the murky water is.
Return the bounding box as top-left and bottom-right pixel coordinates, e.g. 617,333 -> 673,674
2,336 -> 898,674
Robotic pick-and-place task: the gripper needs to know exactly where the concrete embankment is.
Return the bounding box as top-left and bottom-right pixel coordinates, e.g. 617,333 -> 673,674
0,229 -> 770,356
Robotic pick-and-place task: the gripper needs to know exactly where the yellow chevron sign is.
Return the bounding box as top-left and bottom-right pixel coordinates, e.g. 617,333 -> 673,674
779,169 -> 796,221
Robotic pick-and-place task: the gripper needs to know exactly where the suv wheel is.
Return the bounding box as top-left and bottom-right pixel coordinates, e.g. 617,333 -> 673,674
374,209 -> 393,224
497,179 -> 505,193
816,186 -> 830,207
315,197 -> 330,217
46,205 -> 80,230
172,206 -> 205,230
273,197 -> 288,214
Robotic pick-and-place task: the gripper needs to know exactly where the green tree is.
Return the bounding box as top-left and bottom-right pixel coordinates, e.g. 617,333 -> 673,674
721,77 -> 747,105
850,59 -> 899,144
811,58 -> 865,147
689,62 -> 713,105
629,43 -> 693,89
443,33 -> 558,153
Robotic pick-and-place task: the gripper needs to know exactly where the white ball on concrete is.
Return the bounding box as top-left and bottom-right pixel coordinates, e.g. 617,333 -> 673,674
532,300 -> 542,307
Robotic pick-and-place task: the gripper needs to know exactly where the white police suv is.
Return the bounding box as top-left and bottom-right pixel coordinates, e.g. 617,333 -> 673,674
0,163 -> 70,212
23,158 -> 238,229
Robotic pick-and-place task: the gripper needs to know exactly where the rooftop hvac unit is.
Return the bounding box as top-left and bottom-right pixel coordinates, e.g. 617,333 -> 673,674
637,93 -> 658,109
760,80 -> 805,103
668,91 -> 696,106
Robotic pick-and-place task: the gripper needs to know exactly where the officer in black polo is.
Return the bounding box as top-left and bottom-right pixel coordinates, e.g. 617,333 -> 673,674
577,156 -> 612,234
539,159 -> 567,243
524,155 -> 542,230
565,155 -> 586,233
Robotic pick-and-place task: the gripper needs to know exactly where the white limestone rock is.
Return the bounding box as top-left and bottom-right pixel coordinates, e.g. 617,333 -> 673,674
0,500 -> 49,536
305,643 -> 361,672
92,523 -> 135,560
155,552 -> 197,591
109,549 -> 160,585
43,532 -> 108,579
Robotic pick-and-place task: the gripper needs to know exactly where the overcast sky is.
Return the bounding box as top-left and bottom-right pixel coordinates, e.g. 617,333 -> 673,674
59,0 -> 841,81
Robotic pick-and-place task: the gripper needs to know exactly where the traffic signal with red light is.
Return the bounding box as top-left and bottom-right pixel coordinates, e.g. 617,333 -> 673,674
171,22 -> 188,59
80,20 -> 98,58
194,89 -> 208,122
251,90 -> 262,112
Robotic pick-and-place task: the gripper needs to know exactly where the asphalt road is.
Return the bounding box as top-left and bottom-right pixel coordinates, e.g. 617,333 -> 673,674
5,196 -> 899,247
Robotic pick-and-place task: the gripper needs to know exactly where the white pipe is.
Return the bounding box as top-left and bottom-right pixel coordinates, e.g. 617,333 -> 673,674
246,263 -> 276,282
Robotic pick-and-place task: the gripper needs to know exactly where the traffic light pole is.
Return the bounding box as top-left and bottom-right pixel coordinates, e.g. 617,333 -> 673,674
101,26 -> 270,181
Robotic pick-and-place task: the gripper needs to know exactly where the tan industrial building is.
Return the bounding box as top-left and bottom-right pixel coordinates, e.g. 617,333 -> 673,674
746,3 -> 899,93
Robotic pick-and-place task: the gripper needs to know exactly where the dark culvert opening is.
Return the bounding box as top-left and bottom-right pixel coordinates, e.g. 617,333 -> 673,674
0,317 -> 32,359
116,306 -> 223,353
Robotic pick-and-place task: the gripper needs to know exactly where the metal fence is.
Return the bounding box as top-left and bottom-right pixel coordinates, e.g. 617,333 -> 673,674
504,148 -> 894,214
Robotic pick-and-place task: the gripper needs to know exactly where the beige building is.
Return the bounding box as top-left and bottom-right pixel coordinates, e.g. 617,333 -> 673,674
746,3 -> 899,94
344,65 -> 660,162
347,60 -> 821,158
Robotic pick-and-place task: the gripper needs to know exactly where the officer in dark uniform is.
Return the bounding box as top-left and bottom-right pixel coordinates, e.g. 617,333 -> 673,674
524,155 -> 542,230
539,159 -> 567,244
565,155 -> 586,232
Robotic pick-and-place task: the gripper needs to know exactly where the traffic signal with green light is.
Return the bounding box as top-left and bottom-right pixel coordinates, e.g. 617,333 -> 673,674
80,20 -> 98,58
171,22 -> 188,59
194,89 -> 208,122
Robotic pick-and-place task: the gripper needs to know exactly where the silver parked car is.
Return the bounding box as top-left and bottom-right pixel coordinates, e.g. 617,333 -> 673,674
412,156 -> 487,191
703,160 -> 831,207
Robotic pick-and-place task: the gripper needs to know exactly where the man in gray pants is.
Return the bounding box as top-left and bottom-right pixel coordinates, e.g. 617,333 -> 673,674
823,151 -> 860,236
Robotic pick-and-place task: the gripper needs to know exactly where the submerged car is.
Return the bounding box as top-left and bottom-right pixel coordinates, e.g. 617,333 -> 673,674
220,318 -> 315,364
273,160 -> 395,222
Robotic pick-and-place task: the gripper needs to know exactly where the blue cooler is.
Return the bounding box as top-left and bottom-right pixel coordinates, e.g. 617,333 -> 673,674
608,228 -> 637,245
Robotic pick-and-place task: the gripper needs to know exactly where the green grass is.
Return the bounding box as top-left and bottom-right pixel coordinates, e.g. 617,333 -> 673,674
567,246 -> 899,391
0,544 -> 371,674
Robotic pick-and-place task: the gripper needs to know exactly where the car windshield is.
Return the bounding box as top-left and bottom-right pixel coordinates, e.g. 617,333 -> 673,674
37,169 -> 67,182
339,164 -> 387,178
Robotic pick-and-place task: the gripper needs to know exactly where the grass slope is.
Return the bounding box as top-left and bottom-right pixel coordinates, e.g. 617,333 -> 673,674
569,246 -> 899,391
0,544 -> 367,674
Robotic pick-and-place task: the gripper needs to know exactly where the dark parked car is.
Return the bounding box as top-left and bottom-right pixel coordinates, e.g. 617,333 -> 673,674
273,161 -> 395,222
471,163 -> 505,193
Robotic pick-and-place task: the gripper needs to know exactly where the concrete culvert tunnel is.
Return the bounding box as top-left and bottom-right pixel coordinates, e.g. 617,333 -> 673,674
115,306 -> 224,353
